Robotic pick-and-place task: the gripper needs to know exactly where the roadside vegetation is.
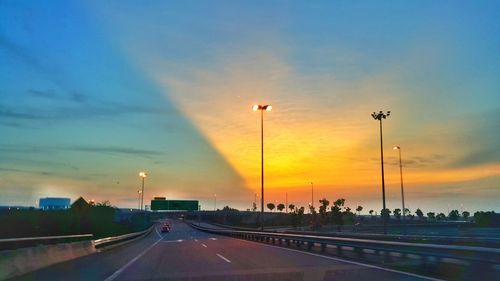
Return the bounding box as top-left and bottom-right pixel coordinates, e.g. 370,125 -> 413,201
0,197 -> 151,239
202,198 -> 500,231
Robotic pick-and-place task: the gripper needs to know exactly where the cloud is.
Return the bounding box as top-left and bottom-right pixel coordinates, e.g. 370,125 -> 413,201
0,167 -> 55,176
0,105 -> 41,119
27,89 -> 59,99
449,108 -> 500,168
0,144 -> 163,158
0,101 -> 173,125
67,146 -> 162,158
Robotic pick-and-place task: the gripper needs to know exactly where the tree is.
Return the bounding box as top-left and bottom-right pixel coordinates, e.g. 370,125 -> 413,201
222,206 -> 238,212
473,211 -> 499,227
448,210 -> 460,221
393,208 -> 401,220
415,209 -> 424,220
356,205 -> 363,215
288,204 -> 295,212
318,198 -> 330,224
96,200 -> 111,207
436,213 -> 446,221
342,206 -> 356,225
403,208 -> 410,216
277,203 -> 285,212
427,212 -> 436,220
462,211 -> 470,220
331,203 -> 343,231
381,208 -> 391,222
334,198 -> 345,208
251,202 -> 257,212
267,203 -> 275,212
290,206 -> 305,228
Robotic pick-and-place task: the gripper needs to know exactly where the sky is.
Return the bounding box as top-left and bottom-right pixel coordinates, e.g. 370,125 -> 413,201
0,1 -> 499,214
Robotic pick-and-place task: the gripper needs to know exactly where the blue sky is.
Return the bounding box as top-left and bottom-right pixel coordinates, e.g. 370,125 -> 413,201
1,1 -> 499,213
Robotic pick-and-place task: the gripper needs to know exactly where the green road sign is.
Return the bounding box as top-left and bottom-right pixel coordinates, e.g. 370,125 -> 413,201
150,199 -> 198,211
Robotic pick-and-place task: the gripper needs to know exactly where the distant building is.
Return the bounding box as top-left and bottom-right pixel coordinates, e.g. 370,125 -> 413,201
39,197 -> 71,210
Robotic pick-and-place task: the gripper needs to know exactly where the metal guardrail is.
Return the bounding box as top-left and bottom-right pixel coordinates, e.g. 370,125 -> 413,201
94,225 -> 154,248
0,225 -> 155,251
189,223 -> 500,267
0,234 -> 94,251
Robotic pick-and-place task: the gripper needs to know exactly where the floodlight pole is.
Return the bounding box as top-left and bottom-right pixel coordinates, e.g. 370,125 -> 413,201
372,111 -> 390,235
260,108 -> 264,230
252,104 -> 272,231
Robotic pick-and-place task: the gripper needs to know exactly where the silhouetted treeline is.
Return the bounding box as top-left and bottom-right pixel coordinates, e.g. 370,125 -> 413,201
0,199 -> 151,239
474,211 -> 500,227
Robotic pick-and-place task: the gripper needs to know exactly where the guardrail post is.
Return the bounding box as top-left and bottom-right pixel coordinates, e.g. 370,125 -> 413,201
355,247 -> 365,258
383,251 -> 393,263
272,237 -> 275,244
307,241 -> 314,250
286,239 -> 290,246
321,243 -> 326,253
336,245 -> 343,256
296,240 -> 301,247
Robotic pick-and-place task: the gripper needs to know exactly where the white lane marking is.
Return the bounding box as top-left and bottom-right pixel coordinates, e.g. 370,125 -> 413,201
155,227 -> 163,239
177,239 -> 183,242
238,239 -> 443,281
195,239 -> 199,242
216,253 -> 231,263
201,243 -> 208,248
160,240 -> 182,243
104,236 -> 163,281
209,238 -> 217,240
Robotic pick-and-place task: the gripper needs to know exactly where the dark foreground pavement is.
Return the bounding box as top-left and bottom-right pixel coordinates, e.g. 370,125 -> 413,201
9,220 -> 439,281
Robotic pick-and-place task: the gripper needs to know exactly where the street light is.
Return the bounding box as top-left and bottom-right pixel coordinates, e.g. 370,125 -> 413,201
139,172 -> 147,212
214,194 -> 217,211
393,146 -> 406,224
137,190 -> 142,210
371,110 -> 390,234
252,104 -> 272,230
309,182 -> 314,209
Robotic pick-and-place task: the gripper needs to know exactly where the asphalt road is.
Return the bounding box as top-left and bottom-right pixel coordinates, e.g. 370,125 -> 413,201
9,220 -> 440,281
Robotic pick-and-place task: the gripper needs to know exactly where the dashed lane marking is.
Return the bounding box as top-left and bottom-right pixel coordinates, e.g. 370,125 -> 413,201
216,253 -> 231,263
201,243 -> 208,248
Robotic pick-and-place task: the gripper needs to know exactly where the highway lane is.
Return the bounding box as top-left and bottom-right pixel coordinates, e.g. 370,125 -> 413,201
9,220 -> 440,281
108,221 -> 438,281
7,220 -> 172,281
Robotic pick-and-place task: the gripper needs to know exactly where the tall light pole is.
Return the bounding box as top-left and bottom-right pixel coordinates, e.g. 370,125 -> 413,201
310,182 -> 314,209
137,190 -> 142,210
139,172 -> 147,211
371,110 -> 390,234
214,194 -> 217,211
393,146 -> 405,222
285,192 -> 288,213
252,104 -> 272,230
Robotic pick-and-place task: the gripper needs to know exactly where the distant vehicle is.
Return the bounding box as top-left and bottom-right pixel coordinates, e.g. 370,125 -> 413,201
161,224 -> 170,233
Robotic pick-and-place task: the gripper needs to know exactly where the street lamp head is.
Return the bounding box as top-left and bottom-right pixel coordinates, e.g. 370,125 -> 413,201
139,172 -> 147,178
252,104 -> 272,111
371,110 -> 390,120
393,145 -> 400,150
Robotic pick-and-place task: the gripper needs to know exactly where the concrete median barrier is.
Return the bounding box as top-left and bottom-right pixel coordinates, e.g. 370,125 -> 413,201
0,240 -> 96,280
